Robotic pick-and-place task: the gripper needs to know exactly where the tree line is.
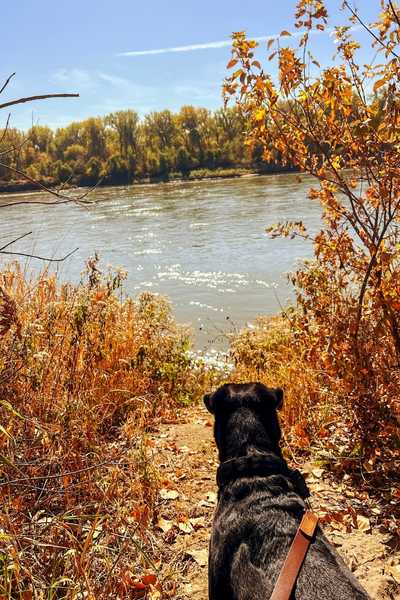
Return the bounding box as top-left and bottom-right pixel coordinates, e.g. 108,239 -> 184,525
0,105 -> 291,190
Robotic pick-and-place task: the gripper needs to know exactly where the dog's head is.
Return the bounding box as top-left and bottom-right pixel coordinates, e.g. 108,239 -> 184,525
204,382 -> 283,460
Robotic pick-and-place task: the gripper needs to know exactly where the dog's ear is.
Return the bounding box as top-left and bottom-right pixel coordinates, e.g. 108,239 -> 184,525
273,387 -> 284,410
204,384 -> 232,414
254,383 -> 284,411
204,393 -> 214,414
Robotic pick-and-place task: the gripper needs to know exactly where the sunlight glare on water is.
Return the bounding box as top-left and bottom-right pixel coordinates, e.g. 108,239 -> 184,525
0,173 -> 322,348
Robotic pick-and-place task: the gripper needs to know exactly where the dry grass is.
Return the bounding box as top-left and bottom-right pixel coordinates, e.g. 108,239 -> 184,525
229,312 -> 400,535
1,258 -> 398,598
229,315 -> 332,445
0,259 -> 213,599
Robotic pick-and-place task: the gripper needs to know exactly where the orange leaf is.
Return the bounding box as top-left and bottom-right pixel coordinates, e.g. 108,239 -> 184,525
132,581 -> 146,590
226,58 -> 238,69
373,78 -> 386,93
142,574 -> 157,586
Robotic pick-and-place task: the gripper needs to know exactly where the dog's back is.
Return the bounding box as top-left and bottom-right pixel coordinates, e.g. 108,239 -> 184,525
205,383 -> 371,600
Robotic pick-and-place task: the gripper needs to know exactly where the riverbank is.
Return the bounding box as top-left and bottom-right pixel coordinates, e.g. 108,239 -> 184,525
0,263 -> 398,598
0,164 -> 298,194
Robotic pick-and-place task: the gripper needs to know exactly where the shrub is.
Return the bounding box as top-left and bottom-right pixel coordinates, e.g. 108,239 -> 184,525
0,258 -> 208,596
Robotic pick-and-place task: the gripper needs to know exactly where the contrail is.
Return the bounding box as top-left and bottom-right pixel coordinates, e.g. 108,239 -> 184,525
117,25 -> 362,58
117,35 -> 292,58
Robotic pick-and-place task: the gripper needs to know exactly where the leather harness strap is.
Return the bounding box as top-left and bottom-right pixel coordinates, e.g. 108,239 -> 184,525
269,510 -> 319,600
216,454 -> 318,600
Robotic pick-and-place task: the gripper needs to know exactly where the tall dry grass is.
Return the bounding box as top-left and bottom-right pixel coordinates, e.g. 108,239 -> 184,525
230,311 -> 399,534
0,259 -> 211,598
230,315 -> 330,445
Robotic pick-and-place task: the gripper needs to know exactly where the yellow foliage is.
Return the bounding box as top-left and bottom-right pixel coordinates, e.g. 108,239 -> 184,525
224,1 -> 400,485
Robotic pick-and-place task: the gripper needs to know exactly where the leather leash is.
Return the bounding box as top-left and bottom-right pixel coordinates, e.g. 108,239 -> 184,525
270,510 -> 319,600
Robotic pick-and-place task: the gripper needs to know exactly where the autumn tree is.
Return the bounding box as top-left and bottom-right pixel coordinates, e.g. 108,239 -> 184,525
224,0 -> 400,469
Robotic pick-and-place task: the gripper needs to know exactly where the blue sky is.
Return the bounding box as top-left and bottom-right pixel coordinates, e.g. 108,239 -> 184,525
2,0 -> 380,130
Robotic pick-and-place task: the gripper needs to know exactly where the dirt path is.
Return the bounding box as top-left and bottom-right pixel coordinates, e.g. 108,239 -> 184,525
150,405 -> 400,599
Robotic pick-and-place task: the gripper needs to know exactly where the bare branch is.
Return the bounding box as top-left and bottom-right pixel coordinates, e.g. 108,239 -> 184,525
0,231 -> 32,252
388,0 -> 400,30
0,456 -> 119,487
343,1 -> 400,59
0,161 -> 100,205
0,73 -> 16,96
0,247 -> 79,263
0,113 -> 11,146
0,93 -> 79,111
0,136 -> 29,157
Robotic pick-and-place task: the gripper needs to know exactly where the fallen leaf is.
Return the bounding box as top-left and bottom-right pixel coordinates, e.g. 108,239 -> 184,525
186,548 -> 208,567
142,574 -> 157,586
312,468 -> 324,478
356,515 -> 370,532
206,491 -> 217,503
159,489 -> 179,501
190,516 -> 205,529
157,517 -> 173,533
178,520 -> 194,534
389,564 -> 400,583
178,445 -> 190,453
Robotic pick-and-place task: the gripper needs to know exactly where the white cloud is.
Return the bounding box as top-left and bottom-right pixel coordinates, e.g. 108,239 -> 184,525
97,72 -> 131,87
53,68 -> 95,88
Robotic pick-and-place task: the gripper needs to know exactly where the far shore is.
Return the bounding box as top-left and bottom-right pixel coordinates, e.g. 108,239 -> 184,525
0,164 -> 298,195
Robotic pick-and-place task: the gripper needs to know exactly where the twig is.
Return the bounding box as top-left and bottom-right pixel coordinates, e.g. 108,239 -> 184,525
0,136 -> 29,157
0,162 -> 100,204
388,0 -> 400,30
0,247 -> 79,263
343,1 -> 400,59
0,113 -> 11,145
0,93 -> 79,111
0,73 -> 16,96
0,231 -> 32,252
0,458 -> 121,486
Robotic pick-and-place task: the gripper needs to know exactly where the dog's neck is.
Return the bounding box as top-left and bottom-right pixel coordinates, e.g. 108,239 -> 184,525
216,407 -> 282,463
214,408 -> 310,499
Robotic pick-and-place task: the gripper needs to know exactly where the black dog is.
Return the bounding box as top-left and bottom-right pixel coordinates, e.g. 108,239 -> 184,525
204,382 -> 371,600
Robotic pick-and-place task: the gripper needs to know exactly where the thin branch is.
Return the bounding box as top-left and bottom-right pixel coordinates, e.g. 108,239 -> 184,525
0,73 -> 16,96
0,93 -> 79,111
0,161 -> 100,205
0,457 -> 119,487
0,231 -> 32,252
0,136 -> 29,157
343,1 -> 400,59
388,0 -> 400,30
0,247 -> 79,262
0,113 -> 11,145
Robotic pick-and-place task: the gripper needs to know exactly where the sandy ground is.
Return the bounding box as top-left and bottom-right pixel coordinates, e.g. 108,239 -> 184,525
150,405 -> 400,600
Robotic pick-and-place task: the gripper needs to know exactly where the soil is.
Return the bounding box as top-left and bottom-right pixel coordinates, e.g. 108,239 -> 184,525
150,405 -> 400,600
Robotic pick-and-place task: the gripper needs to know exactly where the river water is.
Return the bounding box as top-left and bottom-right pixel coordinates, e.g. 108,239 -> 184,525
0,173 -> 322,348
